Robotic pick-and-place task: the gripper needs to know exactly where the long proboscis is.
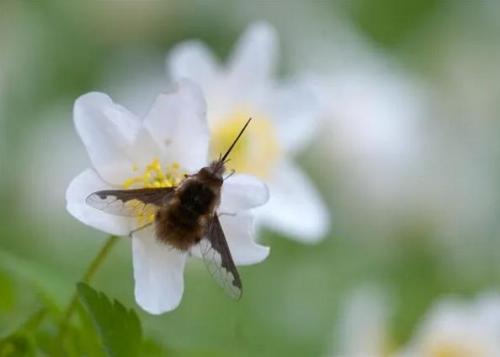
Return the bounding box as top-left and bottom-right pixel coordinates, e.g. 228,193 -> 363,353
220,117 -> 252,163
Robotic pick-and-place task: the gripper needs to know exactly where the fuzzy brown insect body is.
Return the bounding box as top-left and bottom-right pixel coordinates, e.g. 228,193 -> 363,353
155,163 -> 224,250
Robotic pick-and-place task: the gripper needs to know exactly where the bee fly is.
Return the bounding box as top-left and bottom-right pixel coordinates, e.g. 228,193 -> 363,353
86,118 -> 254,298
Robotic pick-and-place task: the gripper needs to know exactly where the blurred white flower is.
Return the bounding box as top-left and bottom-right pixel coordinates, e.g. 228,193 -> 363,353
257,5 -> 431,240
167,22 -> 329,243
318,65 -> 424,176
330,286 -> 391,357
267,5 -> 426,186
398,292 -> 500,357
65,81 -> 269,314
314,63 -> 429,237
404,2 -> 500,266
238,1 -> 432,240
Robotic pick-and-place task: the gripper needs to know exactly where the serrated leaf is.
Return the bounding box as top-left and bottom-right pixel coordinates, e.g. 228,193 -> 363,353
75,302 -> 106,357
77,283 -> 142,357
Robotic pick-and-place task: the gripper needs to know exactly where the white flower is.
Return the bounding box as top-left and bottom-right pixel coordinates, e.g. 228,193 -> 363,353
397,292 -> 500,357
166,22 -> 329,243
318,66 -> 424,174
65,80 -> 270,314
330,286 -> 391,357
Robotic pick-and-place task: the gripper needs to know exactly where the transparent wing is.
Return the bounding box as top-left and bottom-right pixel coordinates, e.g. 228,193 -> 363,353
200,214 -> 242,299
86,187 -> 174,217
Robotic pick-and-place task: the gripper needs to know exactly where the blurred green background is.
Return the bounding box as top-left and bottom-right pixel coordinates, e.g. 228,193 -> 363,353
1,1 -> 500,356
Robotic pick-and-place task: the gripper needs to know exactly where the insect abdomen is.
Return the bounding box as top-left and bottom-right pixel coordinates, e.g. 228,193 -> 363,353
155,180 -> 219,250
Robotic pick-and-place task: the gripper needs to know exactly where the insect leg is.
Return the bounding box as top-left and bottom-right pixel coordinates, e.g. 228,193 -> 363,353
218,212 -> 237,217
223,169 -> 236,181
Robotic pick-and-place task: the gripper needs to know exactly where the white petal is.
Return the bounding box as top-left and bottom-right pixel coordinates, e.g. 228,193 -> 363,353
267,79 -> 322,153
220,174 -> 269,214
220,212 -> 269,265
143,80 -> 209,171
226,22 -> 278,92
74,92 -> 141,184
132,228 -> 187,314
191,212 -> 269,266
257,161 -> 329,243
167,40 -> 218,89
66,169 -> 135,236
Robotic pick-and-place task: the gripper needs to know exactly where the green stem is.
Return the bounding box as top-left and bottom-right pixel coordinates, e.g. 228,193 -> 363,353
22,307 -> 48,331
57,235 -> 119,345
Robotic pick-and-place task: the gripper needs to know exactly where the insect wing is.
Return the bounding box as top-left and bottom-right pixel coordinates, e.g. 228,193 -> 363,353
86,187 -> 174,217
200,214 -> 242,299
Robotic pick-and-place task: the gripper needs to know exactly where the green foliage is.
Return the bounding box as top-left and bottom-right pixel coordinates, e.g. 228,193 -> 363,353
0,334 -> 36,357
75,304 -> 107,357
0,248 -> 71,306
0,308 -> 47,357
77,283 -> 142,357
346,0 -> 443,47
0,273 -> 15,313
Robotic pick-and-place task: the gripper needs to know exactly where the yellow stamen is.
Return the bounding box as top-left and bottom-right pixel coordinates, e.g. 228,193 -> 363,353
122,159 -> 185,224
211,108 -> 280,178
123,159 -> 184,189
427,341 -> 488,357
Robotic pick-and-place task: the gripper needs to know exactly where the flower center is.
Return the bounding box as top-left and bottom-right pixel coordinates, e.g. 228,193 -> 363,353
121,159 -> 185,225
428,341 -> 487,357
122,159 -> 185,189
211,109 -> 280,178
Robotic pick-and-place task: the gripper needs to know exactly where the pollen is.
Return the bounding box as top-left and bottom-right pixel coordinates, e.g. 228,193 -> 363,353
211,108 -> 281,178
122,159 -> 185,189
427,341 -> 487,357
122,159 -> 186,225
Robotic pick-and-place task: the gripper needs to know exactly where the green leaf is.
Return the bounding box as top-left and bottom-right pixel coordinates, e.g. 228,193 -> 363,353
0,272 -> 15,313
0,308 -> 48,357
77,283 -> 142,357
0,333 -> 36,357
75,302 -> 106,357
